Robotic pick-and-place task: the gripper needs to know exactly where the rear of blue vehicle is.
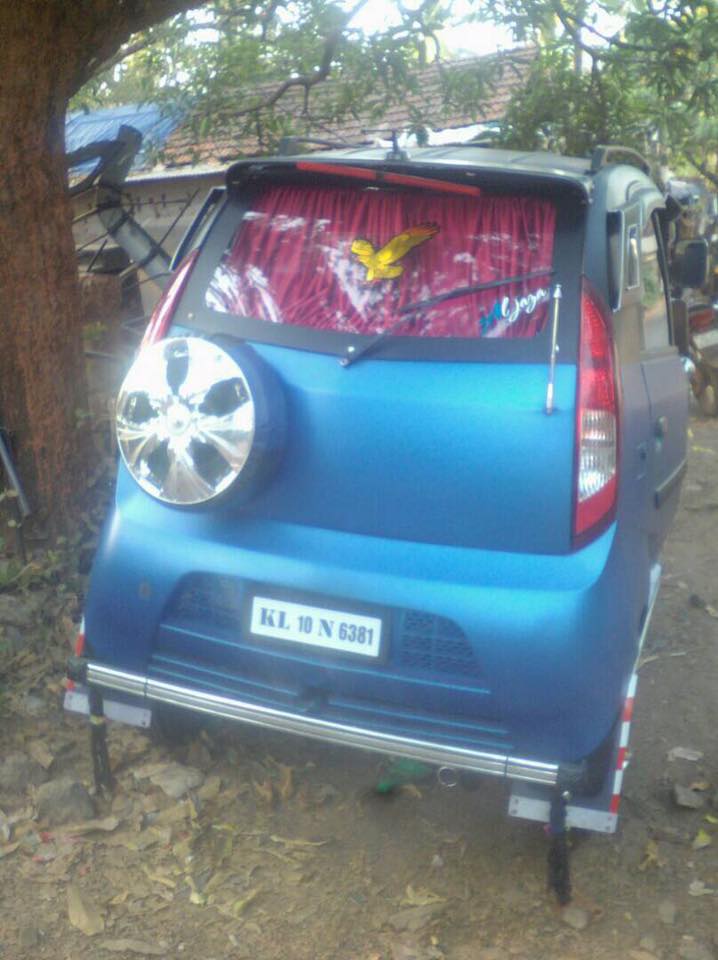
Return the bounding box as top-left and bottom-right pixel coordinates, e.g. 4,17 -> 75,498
79,151 -> 685,791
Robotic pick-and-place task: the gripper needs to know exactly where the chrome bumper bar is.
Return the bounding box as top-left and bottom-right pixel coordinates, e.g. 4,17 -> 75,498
85,663 -> 558,787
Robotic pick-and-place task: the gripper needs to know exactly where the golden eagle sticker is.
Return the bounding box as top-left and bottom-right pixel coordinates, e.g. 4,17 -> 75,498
350,223 -> 440,282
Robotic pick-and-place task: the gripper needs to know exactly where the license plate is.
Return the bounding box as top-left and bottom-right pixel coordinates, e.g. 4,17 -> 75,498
249,596 -> 382,658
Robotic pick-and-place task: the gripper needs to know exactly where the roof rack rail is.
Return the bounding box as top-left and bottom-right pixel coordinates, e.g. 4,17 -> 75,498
277,135 -> 373,156
442,142 -> 497,150
590,145 -> 651,176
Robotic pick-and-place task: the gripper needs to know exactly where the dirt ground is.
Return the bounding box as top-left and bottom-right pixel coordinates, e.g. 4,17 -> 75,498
1,416 -> 718,960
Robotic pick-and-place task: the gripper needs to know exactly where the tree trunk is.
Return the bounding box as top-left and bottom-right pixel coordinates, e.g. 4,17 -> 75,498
0,2 -> 204,527
0,14 -> 86,525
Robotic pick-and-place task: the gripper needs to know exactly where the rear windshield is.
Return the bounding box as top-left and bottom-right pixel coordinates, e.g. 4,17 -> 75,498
206,184 -> 556,339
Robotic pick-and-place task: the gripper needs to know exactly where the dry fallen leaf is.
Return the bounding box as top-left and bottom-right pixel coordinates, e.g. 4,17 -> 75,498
204,870 -> 232,895
99,939 -> 166,956
57,816 -> 120,837
217,888 -> 261,919
277,764 -> 294,802
197,776 -> 221,802
692,829 -> 713,851
151,802 -> 192,827
0,841 -> 20,860
402,885 -> 447,907
142,865 -> 177,889
0,809 -> 12,844
186,876 -> 207,906
269,835 -> 330,848
67,883 -> 105,936
231,887 -> 261,917
133,762 -> 173,781
106,826 -> 171,852
688,880 -> 716,897
28,740 -> 54,770
253,779 -> 274,805
667,747 -> 704,763
689,781 -> 711,792
107,890 -> 130,907
399,784 -> 423,800
638,839 -> 665,871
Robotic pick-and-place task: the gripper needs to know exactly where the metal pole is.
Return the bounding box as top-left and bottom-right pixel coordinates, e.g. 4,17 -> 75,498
0,431 -> 31,519
545,284 -> 562,415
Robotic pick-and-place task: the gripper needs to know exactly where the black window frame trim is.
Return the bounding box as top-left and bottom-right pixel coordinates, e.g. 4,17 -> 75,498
171,169 -> 586,366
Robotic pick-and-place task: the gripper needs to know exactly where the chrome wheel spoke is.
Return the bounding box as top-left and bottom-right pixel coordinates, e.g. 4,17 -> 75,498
117,337 -> 256,505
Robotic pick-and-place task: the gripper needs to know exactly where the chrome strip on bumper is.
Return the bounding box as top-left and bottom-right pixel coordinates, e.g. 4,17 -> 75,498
85,663 -> 558,786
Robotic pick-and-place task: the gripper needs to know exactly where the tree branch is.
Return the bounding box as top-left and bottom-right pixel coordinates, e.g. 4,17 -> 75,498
71,0 -> 209,93
552,0 -> 660,55
222,0 -> 373,120
685,150 -> 718,189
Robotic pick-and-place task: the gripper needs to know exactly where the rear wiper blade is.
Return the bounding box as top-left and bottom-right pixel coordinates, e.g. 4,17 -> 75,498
340,268 -> 555,368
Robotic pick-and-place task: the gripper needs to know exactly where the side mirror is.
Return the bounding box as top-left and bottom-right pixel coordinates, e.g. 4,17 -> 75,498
674,239 -> 709,289
671,298 -> 690,355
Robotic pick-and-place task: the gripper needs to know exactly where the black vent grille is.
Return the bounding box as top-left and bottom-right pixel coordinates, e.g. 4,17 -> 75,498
168,577 -> 480,679
172,575 -> 242,629
399,610 -> 480,678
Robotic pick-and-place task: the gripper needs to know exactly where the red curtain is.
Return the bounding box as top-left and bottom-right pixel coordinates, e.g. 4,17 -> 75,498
206,185 -> 556,339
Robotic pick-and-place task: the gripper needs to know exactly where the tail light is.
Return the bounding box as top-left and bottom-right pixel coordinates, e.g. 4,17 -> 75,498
688,303 -> 714,332
573,281 -> 619,542
141,250 -> 199,348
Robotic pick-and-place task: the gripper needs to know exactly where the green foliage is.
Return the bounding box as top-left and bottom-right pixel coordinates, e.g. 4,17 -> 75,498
69,0 -> 718,180
498,45 -> 660,157
71,0 -> 461,153
492,0 -> 718,181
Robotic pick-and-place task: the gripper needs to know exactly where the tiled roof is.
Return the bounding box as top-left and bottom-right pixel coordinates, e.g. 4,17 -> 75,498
159,47 -> 535,169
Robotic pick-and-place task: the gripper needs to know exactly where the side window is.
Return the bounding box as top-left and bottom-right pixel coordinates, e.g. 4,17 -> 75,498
640,215 -> 670,350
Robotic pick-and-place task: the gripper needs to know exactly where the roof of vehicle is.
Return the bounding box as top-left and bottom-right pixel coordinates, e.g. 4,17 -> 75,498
305,143 -> 592,175
227,144 -> 658,200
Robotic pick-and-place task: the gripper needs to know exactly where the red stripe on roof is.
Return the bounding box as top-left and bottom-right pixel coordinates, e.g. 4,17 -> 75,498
295,163 -> 481,196
383,172 -> 481,196
295,162 -> 377,181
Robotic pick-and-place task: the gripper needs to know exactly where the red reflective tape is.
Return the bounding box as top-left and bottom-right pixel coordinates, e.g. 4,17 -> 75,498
622,698 -> 635,723
295,162 -> 377,181
383,172 -> 481,196
616,746 -> 628,770
69,622 -> 86,689
609,794 -> 621,814
142,250 -> 198,348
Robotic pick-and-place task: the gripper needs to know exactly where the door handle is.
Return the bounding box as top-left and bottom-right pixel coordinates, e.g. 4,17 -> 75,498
655,416 -> 668,440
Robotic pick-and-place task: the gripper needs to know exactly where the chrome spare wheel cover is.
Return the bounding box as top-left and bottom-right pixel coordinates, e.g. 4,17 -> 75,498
116,337 -> 255,505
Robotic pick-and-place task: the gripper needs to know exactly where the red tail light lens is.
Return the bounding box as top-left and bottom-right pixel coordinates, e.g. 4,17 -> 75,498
574,281 -> 619,541
141,250 -> 198,349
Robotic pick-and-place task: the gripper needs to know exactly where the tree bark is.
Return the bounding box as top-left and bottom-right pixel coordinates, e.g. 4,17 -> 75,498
0,1 -> 203,525
0,10 -> 87,524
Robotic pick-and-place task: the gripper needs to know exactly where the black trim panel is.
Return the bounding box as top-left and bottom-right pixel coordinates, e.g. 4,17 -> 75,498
173,176 -> 586,365
655,458 -> 686,509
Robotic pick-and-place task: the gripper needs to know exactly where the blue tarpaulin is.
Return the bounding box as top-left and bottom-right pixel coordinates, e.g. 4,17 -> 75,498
66,104 -> 183,173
